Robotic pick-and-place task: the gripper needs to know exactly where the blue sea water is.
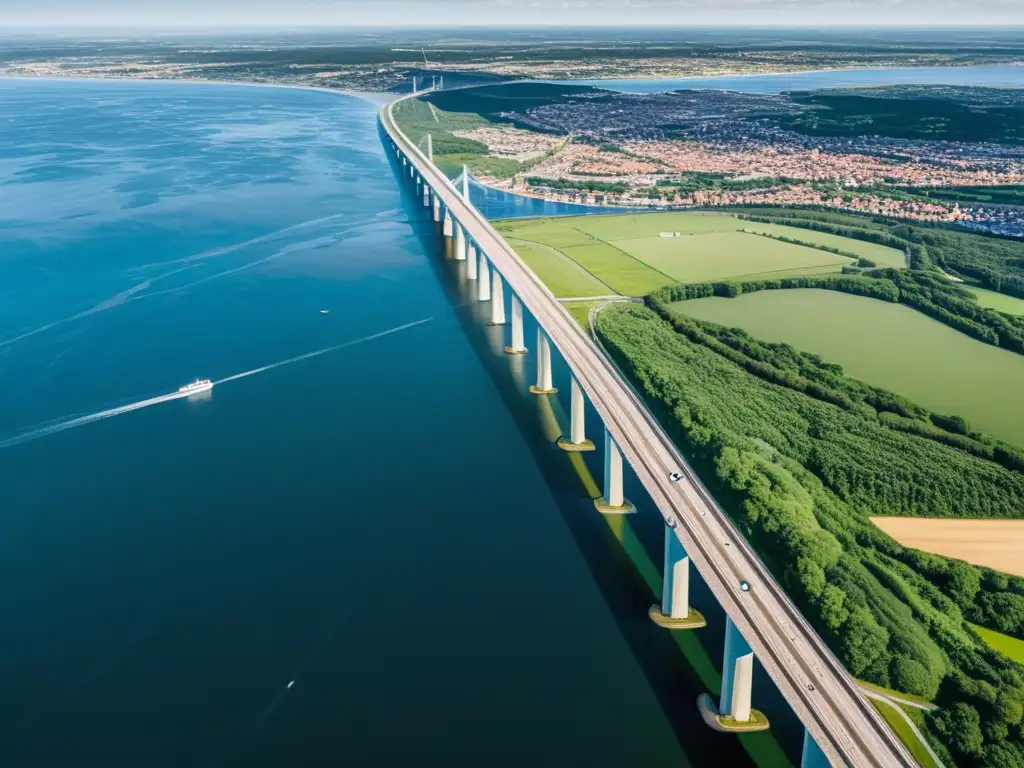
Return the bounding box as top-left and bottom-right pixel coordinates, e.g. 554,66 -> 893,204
562,63 -> 1024,93
0,78 -> 763,767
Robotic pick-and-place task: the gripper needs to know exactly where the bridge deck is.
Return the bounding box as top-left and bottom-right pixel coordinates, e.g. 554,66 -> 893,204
381,98 -> 918,768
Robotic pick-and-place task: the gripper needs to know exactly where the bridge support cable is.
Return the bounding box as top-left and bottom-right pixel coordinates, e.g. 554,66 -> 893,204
529,329 -> 557,395
650,521 -> 706,629
558,378 -> 595,452
595,428 -> 635,514
504,295 -> 527,355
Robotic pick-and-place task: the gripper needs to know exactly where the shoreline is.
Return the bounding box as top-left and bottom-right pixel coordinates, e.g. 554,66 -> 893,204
0,73 -> 394,106
550,60 -> 1024,84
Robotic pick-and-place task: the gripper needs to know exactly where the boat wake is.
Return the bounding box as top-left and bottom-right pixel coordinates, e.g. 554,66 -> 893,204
0,317 -> 434,451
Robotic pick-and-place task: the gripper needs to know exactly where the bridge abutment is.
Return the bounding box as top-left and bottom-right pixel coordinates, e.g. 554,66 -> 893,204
595,429 -> 634,513
558,378 -> 594,451
650,521 -> 706,629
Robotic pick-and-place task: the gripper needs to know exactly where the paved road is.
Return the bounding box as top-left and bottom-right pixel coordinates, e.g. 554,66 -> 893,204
381,98 -> 919,768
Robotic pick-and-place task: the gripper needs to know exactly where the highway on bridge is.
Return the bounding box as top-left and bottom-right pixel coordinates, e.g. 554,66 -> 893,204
381,97 -> 918,768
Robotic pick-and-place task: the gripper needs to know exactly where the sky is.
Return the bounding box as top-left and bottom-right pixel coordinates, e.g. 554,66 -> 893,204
3,0 -> 1023,28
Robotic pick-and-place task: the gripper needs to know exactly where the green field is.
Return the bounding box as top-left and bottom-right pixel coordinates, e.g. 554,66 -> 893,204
970,623 -> 1024,664
676,289 -> 1024,447
616,231 -> 851,283
968,286 -> 1024,316
869,699 -> 942,768
493,212 -> 905,298
507,239 -> 611,298
740,221 -> 907,267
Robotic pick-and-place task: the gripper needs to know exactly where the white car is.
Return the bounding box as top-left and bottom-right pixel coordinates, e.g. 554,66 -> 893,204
669,472 -> 684,483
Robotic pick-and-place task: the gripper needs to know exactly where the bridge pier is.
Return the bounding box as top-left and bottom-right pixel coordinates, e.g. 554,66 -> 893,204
558,378 -> 594,451
423,185 -> 430,207
477,252 -> 491,301
649,522 -> 706,628
595,428 -> 634,513
467,242 -> 478,279
698,615 -> 769,732
529,330 -> 557,395
432,196 -> 441,223
801,729 -> 830,768
489,270 -> 506,325
505,295 -> 527,355
455,222 -> 467,261
443,208 -> 453,238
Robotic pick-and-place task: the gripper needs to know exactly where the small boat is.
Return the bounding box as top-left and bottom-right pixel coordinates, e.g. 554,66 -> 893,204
320,309 -> 329,314
287,680 -> 295,689
179,378 -> 213,394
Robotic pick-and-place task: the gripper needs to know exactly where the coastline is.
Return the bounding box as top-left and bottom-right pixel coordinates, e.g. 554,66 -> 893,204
551,60 -> 1024,83
0,73 -> 394,106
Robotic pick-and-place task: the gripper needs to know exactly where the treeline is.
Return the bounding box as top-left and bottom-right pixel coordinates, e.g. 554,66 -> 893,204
734,207 -> 1024,302
866,268 -> 1024,355
596,303 -> 1024,767
910,227 -> 1024,301
525,176 -> 629,194
653,273 -> 900,302
649,289 -> 1024,474
736,212 -> 929,269
655,268 -> 1024,357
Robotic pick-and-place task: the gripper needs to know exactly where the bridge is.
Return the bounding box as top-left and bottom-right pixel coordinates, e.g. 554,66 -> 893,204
380,93 -> 920,768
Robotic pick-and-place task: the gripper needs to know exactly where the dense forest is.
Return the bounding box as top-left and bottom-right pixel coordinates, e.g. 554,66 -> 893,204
781,85 -> 1024,145
597,303 -> 1024,767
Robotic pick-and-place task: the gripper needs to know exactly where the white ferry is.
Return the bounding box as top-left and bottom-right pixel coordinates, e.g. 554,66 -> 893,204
178,378 -> 213,395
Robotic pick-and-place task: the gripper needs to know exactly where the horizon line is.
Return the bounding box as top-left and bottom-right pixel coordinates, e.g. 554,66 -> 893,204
3,23 -> 1024,31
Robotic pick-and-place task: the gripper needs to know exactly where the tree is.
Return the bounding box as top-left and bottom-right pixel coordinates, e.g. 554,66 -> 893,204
928,703 -> 984,761
842,608 -> 890,677
889,656 -> 939,699
982,741 -> 1024,768
945,561 -> 982,606
818,584 -> 849,632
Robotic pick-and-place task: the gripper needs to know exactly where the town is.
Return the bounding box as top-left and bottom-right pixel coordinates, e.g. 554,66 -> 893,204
455,87 -> 1024,234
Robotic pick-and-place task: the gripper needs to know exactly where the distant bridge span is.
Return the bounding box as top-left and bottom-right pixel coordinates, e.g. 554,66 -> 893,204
381,92 -> 919,768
